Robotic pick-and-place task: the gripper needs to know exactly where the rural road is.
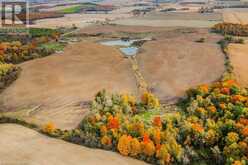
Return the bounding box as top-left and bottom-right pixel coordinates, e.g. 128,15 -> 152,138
0,124 -> 149,165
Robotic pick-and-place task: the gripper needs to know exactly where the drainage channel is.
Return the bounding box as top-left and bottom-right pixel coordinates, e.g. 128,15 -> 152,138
129,56 -> 149,94
99,38 -> 150,94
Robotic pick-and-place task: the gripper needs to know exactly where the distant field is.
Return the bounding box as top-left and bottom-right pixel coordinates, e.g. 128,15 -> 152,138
112,12 -> 222,28
140,12 -> 223,21
59,5 -> 84,14
113,19 -> 221,28
39,3 -> 97,14
32,13 -> 131,29
59,3 -> 97,14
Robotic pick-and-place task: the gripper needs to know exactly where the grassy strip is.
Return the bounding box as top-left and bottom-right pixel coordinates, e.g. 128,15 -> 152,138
38,42 -> 66,52
217,35 -> 244,81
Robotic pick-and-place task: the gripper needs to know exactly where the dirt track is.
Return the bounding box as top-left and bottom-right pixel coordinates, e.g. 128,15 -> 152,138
0,124 -> 148,165
228,43 -> 248,87
0,41 -> 137,129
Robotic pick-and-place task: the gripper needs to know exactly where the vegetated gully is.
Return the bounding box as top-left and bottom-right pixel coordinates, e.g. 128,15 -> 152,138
99,39 -> 150,94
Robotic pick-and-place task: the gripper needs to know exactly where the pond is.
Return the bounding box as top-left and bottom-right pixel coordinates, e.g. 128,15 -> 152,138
99,39 -> 142,56
99,39 -> 138,47
120,47 -> 139,56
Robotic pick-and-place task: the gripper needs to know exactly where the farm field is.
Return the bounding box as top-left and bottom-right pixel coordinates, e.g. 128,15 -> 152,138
112,12 -> 222,28
228,42 -> 248,87
3,1 -> 248,164
0,124 -> 148,165
136,28 -> 225,101
223,11 -> 248,24
0,41 -> 137,129
82,24 -> 226,101
31,13 -> 132,28
0,25 -> 226,128
39,4 -> 82,12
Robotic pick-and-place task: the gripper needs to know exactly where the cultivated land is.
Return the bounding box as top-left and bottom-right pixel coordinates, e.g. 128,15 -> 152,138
136,28 -> 225,101
2,2 -> 248,164
80,24 -> 168,34
223,11 -> 248,24
0,41 -> 137,129
81,25 -> 225,101
32,13 -> 131,29
112,12 -> 222,28
228,42 -> 248,87
0,25 -> 226,129
0,124 -> 148,165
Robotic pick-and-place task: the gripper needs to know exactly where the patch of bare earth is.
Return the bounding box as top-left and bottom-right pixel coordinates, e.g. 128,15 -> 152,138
0,41 -> 137,129
136,29 -> 225,101
0,124 -> 148,165
228,43 -> 248,87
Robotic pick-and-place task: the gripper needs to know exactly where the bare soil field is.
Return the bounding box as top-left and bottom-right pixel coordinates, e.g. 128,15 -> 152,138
112,12 -> 222,28
140,12 -> 222,21
82,25 -> 225,101
32,13 -> 132,29
159,3 -> 202,12
0,25 -> 226,128
0,124 -> 148,165
113,19 -> 220,28
136,28 -> 225,101
0,41 -> 137,129
228,43 -> 248,87
222,9 -> 248,24
100,0 -> 143,6
80,24 -> 170,34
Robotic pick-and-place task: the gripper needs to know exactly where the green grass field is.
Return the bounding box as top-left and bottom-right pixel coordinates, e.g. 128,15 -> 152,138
39,42 -> 65,52
59,3 -> 97,14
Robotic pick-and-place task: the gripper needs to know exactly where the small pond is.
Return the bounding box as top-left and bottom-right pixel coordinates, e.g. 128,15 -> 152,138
99,39 -> 149,56
120,47 -> 139,56
99,39 -> 138,47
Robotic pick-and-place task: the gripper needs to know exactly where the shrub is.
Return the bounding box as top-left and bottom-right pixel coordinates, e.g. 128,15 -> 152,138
42,122 -> 56,134
78,77 -> 248,165
212,23 -> 248,36
0,63 -> 20,90
195,38 -> 205,43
